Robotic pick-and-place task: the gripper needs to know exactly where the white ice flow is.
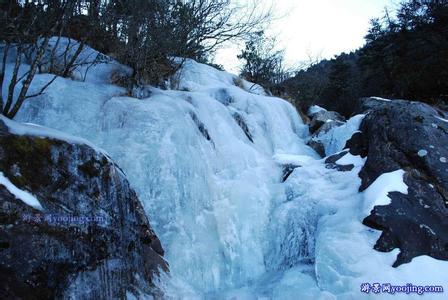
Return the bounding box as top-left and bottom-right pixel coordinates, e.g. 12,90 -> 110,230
4,41 -> 448,298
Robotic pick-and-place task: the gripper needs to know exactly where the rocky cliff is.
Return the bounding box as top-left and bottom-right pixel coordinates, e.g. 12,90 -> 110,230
0,118 -> 167,299
346,98 -> 448,267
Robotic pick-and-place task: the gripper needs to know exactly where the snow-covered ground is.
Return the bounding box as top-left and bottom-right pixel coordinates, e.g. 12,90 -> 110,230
3,43 -> 448,299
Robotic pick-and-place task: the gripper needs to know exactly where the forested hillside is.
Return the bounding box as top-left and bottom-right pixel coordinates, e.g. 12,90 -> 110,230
282,0 -> 448,116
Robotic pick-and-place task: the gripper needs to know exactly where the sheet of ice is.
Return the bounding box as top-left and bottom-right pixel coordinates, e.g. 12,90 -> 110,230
174,58 -> 266,95
363,170 -> 408,215
308,105 -> 327,115
273,153 -> 315,166
312,114 -> 366,156
0,171 -> 43,211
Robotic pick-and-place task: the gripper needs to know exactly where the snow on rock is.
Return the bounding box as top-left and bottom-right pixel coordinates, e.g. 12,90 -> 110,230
348,97 -> 448,268
0,115 -> 109,156
371,96 -> 392,102
335,152 -> 366,167
418,149 -> 428,157
307,105 -> 327,116
435,116 -> 448,123
0,171 -> 43,210
363,169 -> 408,215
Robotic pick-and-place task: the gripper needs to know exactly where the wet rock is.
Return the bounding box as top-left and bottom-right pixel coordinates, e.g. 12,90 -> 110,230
307,140 -> 326,158
0,120 -> 167,299
233,113 -> 254,143
309,110 -> 345,134
282,164 -> 299,182
190,112 -> 215,147
313,120 -> 345,137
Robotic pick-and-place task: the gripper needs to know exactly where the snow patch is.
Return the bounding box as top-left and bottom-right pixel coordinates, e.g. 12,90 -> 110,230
335,153 -> 366,167
273,153 -> 315,166
363,170 -> 408,214
371,97 -> 391,102
173,58 -> 266,95
1,115 -> 109,156
0,171 -> 43,211
435,116 -> 448,123
308,105 -> 327,115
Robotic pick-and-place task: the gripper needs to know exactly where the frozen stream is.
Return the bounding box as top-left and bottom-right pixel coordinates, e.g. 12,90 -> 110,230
7,51 -> 447,299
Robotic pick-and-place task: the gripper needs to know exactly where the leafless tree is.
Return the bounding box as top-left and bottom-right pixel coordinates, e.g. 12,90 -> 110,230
0,1 -> 98,119
1,0 -> 274,113
100,0 -> 273,85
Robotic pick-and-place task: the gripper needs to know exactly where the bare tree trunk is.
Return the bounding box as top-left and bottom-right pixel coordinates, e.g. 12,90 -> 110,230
0,43 -> 10,112
7,36 -> 50,118
3,45 -> 22,115
62,39 -> 85,78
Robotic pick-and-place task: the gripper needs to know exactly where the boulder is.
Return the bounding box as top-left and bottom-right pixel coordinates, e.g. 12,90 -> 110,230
312,120 -> 345,137
346,97 -> 448,267
309,110 -> 345,134
0,119 -> 167,299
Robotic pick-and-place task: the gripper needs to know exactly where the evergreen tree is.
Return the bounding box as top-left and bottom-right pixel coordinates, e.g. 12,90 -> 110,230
238,31 -> 287,91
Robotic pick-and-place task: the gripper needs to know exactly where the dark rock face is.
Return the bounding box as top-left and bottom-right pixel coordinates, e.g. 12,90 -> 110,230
309,110 -> 345,134
307,140 -> 325,158
190,111 -> 215,147
0,120 -> 167,299
233,113 -> 254,143
313,120 -> 345,136
282,164 -> 299,182
346,98 -> 448,267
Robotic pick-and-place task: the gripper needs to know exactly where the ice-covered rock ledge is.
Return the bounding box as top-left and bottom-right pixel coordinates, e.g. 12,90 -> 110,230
346,97 -> 448,266
0,118 -> 167,299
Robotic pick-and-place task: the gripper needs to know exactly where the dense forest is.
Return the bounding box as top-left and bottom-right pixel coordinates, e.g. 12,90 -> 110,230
280,0 -> 448,116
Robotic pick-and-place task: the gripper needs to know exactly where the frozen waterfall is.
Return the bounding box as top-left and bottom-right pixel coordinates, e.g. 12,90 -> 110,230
10,55 -> 448,299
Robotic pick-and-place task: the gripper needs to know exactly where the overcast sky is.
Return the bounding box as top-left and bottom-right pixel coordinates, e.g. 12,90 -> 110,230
215,0 -> 397,73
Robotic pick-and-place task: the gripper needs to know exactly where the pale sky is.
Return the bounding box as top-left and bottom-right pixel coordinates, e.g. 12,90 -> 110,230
215,0 -> 397,73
